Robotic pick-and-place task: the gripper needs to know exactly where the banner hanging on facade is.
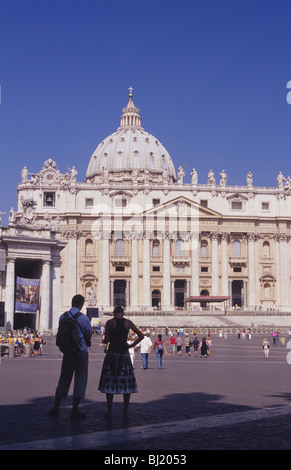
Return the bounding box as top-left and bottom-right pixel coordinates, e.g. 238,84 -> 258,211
15,277 -> 40,313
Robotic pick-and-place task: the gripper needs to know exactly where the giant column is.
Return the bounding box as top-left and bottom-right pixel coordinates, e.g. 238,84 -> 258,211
221,233 -> 229,297
247,234 -> 257,309
130,234 -> 139,310
162,234 -> 172,310
211,232 -> 219,296
52,254 -> 62,330
102,231 -> 111,310
190,233 -> 199,296
279,234 -> 289,310
275,235 -> 281,307
39,260 -> 51,331
5,258 -> 15,330
142,233 -> 151,308
66,231 -> 78,307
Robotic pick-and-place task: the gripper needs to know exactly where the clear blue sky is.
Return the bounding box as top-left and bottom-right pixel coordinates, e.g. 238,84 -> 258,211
1,0 -> 291,225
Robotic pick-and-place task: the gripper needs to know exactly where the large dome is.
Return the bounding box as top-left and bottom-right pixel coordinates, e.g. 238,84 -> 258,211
85,90 -> 177,183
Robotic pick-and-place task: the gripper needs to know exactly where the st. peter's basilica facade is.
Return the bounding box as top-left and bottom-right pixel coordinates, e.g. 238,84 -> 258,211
1,90 -> 291,330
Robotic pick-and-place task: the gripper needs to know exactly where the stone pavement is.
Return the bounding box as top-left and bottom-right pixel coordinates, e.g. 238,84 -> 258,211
1,324 -> 291,453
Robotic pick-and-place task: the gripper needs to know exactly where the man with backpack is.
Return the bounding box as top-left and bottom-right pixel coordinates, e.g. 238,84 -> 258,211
48,294 -> 92,418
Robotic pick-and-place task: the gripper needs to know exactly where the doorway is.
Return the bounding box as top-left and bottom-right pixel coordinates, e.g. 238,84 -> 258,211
174,280 -> 186,307
152,290 -> 161,308
113,280 -> 126,307
232,280 -> 243,308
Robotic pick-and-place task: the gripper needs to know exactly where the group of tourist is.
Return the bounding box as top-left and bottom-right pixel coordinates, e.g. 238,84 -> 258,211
0,329 -> 45,356
167,332 -> 211,358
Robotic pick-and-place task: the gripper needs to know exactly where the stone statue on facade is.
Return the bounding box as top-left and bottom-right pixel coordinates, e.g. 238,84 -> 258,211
277,172 -> 284,188
219,170 -> 227,187
70,166 -> 78,182
191,168 -> 198,185
208,169 -> 215,185
21,166 -> 29,183
87,285 -> 97,307
246,171 -> 253,187
9,207 -> 16,224
22,198 -> 36,225
177,165 -> 185,184
284,176 -> 291,192
277,171 -> 291,192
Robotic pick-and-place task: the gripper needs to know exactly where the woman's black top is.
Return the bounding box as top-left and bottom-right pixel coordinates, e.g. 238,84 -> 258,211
108,318 -> 128,353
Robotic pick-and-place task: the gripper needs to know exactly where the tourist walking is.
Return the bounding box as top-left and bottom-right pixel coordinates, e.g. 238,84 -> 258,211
199,337 -> 209,358
262,338 -> 270,358
192,335 -> 200,357
185,334 -> 191,356
169,335 -> 176,356
138,332 -> 152,369
154,334 -> 168,370
207,336 -> 212,356
32,333 -> 42,356
127,335 -> 135,366
48,294 -> 92,418
176,334 -> 183,356
98,306 -> 144,418
271,331 -> 277,345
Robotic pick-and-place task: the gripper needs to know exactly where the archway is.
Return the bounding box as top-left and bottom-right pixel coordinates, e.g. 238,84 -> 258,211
200,289 -> 209,308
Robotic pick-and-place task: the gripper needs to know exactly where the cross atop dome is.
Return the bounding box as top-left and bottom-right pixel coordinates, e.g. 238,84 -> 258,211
120,87 -> 142,128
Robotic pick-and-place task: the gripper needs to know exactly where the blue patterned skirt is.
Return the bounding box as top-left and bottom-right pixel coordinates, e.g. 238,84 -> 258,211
98,350 -> 138,394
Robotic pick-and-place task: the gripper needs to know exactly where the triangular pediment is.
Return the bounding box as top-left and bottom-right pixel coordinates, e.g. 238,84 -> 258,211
143,195 -> 223,219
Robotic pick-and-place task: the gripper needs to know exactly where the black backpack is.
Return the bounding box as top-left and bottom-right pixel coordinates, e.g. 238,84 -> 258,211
56,311 -> 82,355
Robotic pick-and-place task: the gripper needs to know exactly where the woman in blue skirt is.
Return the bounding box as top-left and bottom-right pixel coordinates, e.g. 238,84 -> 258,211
98,306 -> 144,417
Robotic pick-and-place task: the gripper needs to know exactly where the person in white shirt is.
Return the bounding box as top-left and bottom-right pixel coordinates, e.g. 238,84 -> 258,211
138,332 -> 153,369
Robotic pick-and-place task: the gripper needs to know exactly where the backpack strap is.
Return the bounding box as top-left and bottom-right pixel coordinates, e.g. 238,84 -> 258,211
72,312 -> 86,337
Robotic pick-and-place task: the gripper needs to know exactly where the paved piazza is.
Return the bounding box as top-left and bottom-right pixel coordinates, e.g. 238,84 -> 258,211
1,318 -> 291,452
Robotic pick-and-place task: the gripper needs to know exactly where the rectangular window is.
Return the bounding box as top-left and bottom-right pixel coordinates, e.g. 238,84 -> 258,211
115,266 -> 125,272
201,266 -> 208,272
200,200 -> 208,208
85,198 -> 94,207
262,202 -> 269,211
115,199 -> 127,208
152,266 -> 160,272
153,199 -> 160,207
231,201 -> 242,210
152,242 -> 160,257
43,192 -> 55,207
233,267 -> 242,273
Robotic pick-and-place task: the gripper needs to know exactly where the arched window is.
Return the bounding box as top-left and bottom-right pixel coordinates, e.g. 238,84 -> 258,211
232,240 -> 241,258
200,240 -> 208,257
115,239 -> 125,256
263,241 -> 270,258
152,240 -> 160,257
264,282 -> 271,299
85,239 -> 93,257
176,239 -> 184,256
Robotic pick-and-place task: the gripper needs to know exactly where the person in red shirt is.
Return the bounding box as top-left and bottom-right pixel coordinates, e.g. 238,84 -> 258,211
154,334 -> 167,370
169,335 -> 176,356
